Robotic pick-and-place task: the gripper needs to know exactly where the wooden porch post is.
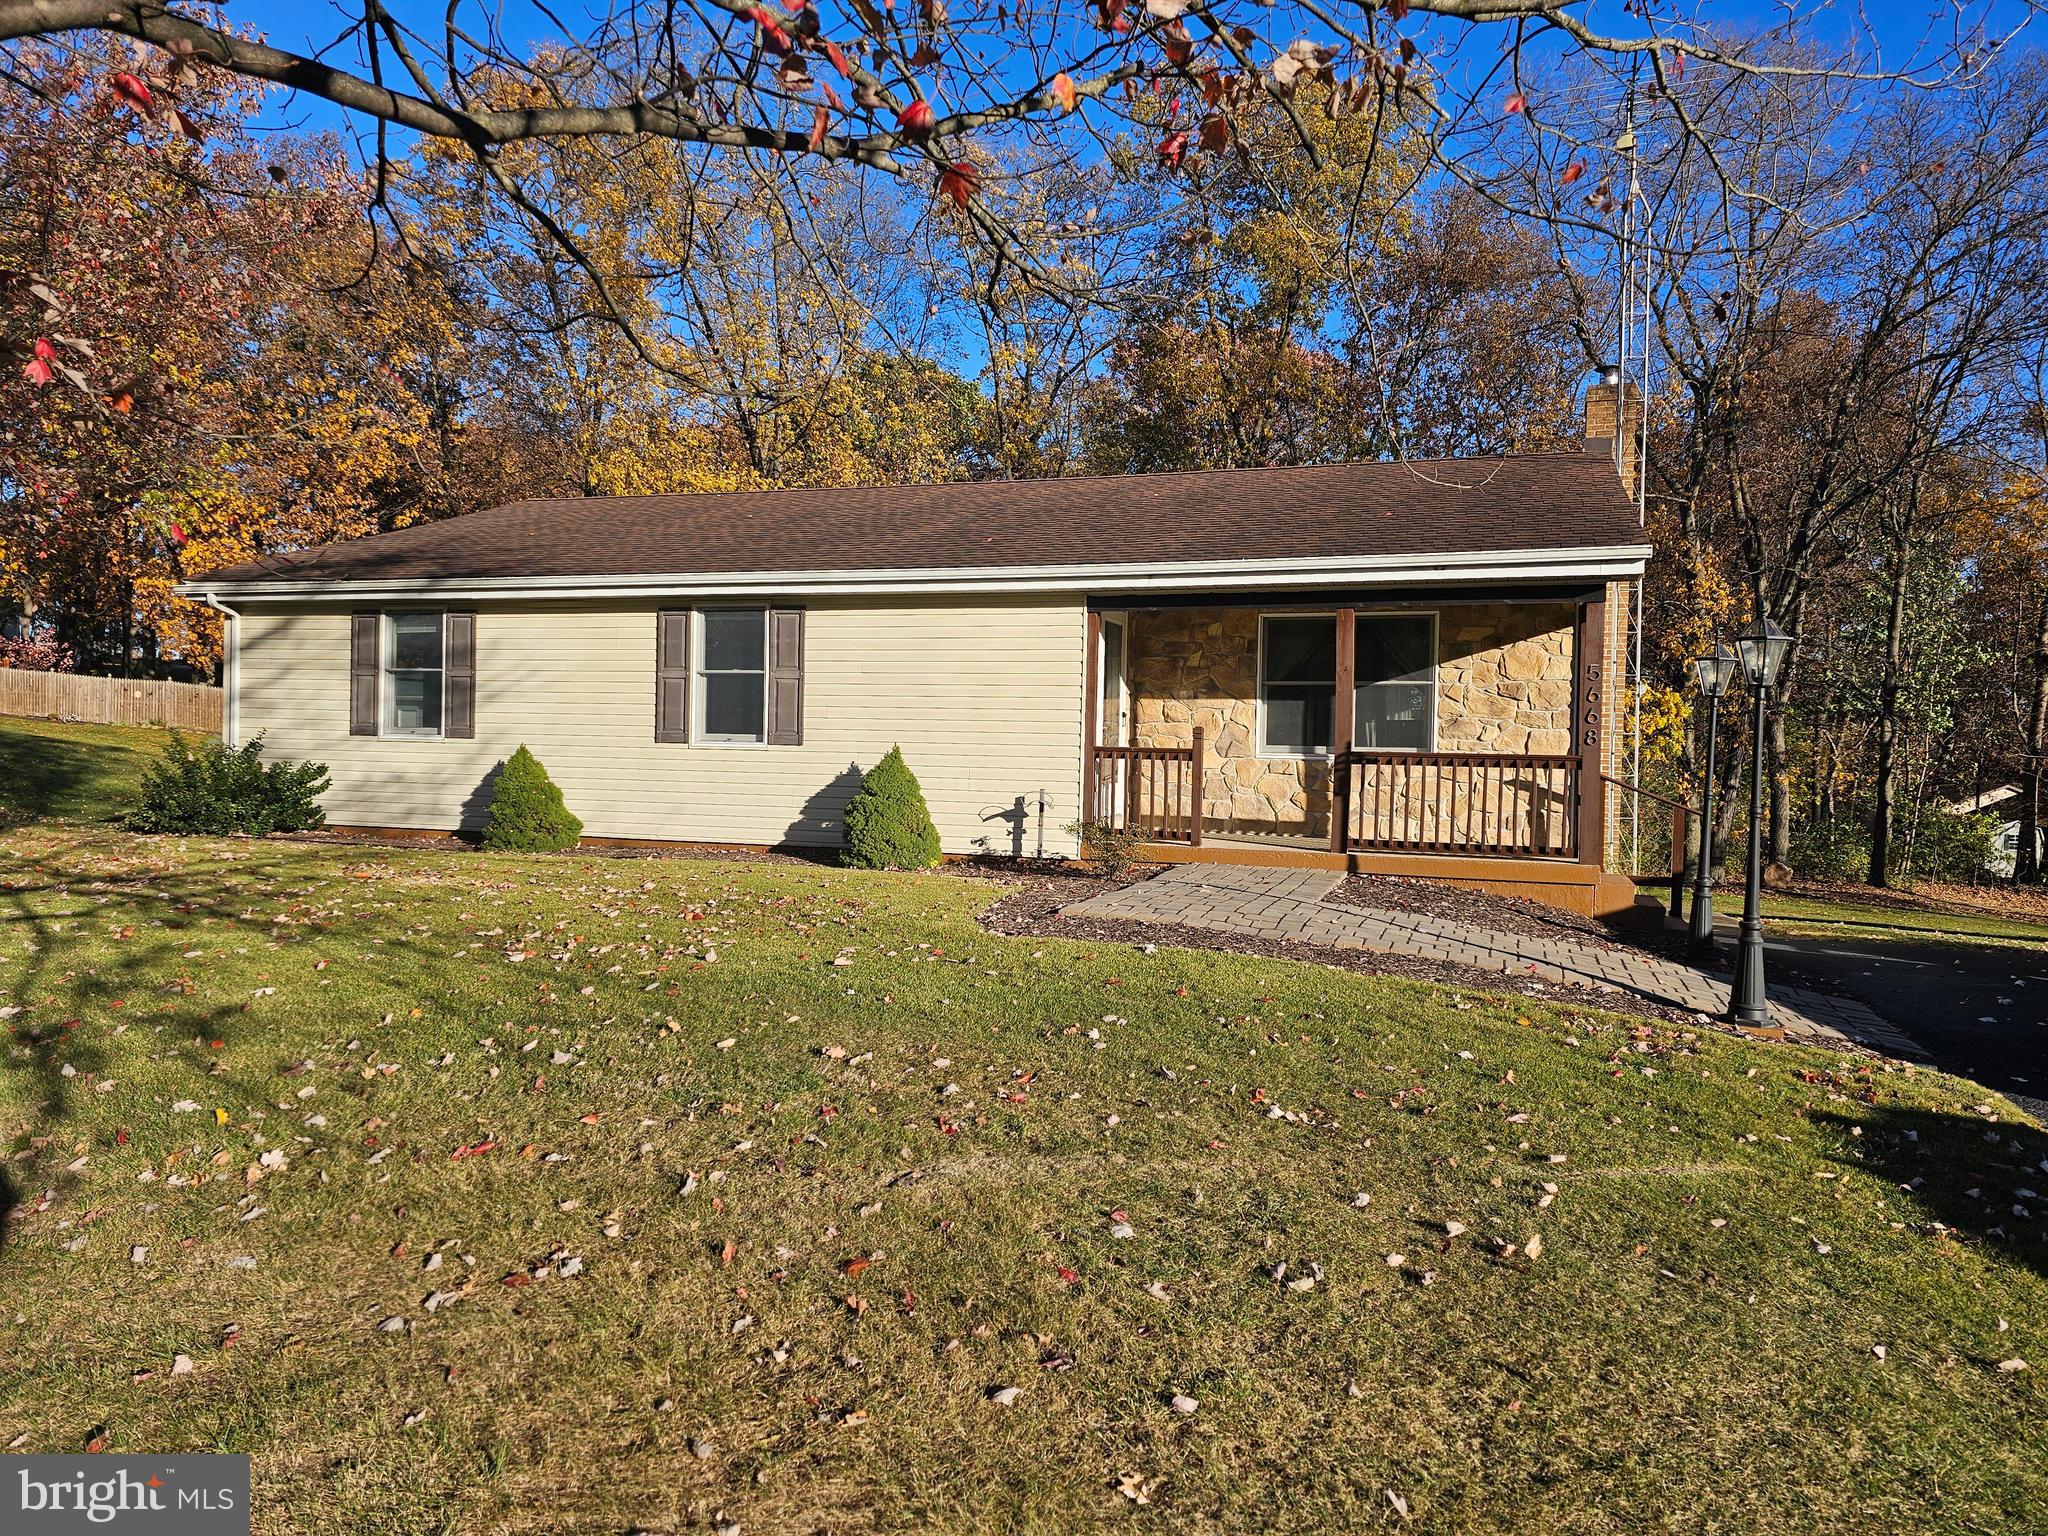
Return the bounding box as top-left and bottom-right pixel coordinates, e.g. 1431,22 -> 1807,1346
1189,726 -> 1205,847
1082,609 -> 1101,824
1573,594 -> 1607,865
1331,607 -> 1356,853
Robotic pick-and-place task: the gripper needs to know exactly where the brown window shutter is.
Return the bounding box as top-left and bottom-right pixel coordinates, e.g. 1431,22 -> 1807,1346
350,612 -> 379,736
655,609 -> 691,742
766,607 -> 805,746
444,612 -> 477,739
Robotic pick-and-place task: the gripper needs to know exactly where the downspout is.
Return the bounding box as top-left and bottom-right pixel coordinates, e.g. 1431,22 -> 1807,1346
193,591 -> 240,746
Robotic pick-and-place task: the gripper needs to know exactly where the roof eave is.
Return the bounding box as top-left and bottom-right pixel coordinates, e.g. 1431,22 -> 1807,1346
175,544 -> 1653,603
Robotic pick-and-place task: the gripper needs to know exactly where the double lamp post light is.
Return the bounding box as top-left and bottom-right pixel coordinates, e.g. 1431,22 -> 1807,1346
1685,616 -> 1794,1033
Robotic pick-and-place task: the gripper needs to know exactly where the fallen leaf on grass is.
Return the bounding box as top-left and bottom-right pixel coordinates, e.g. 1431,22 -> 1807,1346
1116,1471 -> 1161,1504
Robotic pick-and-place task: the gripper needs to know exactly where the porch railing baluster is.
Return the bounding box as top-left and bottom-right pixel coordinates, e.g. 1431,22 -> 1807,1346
1324,750 -> 1581,860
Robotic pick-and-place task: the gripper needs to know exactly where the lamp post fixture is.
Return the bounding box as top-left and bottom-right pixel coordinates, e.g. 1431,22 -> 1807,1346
1687,643 -> 1741,960
1727,615 -> 1794,1031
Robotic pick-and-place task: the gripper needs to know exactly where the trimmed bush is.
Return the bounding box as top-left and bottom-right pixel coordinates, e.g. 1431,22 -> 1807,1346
130,732 -> 329,836
842,745 -> 943,870
480,746 -> 584,852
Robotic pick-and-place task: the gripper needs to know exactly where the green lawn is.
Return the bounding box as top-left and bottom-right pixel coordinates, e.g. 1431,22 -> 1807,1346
0,714 -> 174,826
1709,890 -> 2048,949
2,822 -> 2044,1534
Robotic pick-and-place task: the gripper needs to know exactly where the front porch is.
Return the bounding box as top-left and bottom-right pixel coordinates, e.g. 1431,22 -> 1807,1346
1081,592 -> 1641,916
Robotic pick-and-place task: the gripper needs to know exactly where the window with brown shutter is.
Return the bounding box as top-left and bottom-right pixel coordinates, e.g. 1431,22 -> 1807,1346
767,607 -> 804,746
444,612 -> 477,739
655,609 -> 691,742
349,612 -> 379,736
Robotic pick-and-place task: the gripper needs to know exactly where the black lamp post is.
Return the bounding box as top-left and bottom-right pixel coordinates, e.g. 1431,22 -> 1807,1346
1727,615 -> 1794,1030
1687,643 -> 1741,959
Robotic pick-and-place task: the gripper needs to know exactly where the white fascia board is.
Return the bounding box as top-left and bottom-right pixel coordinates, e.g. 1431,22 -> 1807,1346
174,544 -> 1652,603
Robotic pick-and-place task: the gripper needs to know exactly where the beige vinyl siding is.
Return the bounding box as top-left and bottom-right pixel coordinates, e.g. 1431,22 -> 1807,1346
234,596 -> 1086,856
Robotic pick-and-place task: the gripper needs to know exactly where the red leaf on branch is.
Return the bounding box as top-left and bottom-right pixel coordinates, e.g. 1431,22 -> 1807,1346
896,99 -> 937,139
748,7 -> 794,51
1049,71 -> 1077,112
22,358 -> 54,386
1199,113 -> 1229,152
937,159 -> 980,208
109,72 -> 154,113
171,108 -> 205,142
170,523 -> 187,546
1156,129 -> 1189,169
1504,92 -> 1526,115
824,39 -> 852,77
1159,20 -> 1193,68
33,337 -> 57,362
808,103 -> 831,151
1388,0 -> 1409,16
1560,158 -> 1586,185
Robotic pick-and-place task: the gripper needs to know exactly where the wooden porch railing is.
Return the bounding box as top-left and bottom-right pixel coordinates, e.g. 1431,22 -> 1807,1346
1086,727 -> 1203,845
1334,751 -> 1579,858
1603,774 -> 1695,922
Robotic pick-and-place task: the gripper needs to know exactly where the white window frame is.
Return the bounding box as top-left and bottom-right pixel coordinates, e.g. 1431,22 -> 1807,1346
380,610 -> 446,740
1352,609 -> 1439,754
694,606 -> 770,747
1256,611 -> 1337,760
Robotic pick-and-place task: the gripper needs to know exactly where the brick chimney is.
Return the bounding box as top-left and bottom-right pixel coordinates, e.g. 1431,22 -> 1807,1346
1583,364 -> 1642,501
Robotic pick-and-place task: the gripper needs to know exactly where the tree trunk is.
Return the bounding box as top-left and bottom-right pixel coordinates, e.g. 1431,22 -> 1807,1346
1714,709 -> 1745,849
1767,698 -> 1792,873
2020,594 -> 2048,884
1868,516 -> 1912,886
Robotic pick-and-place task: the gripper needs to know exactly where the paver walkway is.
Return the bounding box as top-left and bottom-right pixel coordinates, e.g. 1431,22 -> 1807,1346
1066,864 -> 1928,1060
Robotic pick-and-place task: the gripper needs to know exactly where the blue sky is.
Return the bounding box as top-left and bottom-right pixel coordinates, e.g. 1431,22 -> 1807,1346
242,0 -> 2041,146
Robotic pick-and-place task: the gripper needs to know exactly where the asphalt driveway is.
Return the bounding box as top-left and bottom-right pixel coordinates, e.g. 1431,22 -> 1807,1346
1761,929 -> 2048,1117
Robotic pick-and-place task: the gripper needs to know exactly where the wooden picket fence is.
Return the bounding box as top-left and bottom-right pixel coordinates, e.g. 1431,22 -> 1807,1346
0,667 -> 222,731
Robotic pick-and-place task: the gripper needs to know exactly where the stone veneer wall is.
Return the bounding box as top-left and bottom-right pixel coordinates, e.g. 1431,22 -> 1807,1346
1126,603 -> 1578,837
1435,605 -> 1576,755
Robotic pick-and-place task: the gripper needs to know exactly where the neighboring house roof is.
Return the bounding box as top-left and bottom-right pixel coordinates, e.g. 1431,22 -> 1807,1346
1947,784 -> 2023,819
180,451 -> 1651,600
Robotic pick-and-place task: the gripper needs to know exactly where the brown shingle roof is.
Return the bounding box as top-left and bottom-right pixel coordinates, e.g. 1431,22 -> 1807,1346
191,453 -> 1642,587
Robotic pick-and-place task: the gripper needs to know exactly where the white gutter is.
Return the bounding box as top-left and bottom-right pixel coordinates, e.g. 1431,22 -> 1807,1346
192,591 -> 239,745
174,543 -> 1652,603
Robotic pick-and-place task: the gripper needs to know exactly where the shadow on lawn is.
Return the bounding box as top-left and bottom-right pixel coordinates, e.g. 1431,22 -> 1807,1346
0,731 -> 136,826
1815,1103 -> 2048,1283
0,830 -> 441,1260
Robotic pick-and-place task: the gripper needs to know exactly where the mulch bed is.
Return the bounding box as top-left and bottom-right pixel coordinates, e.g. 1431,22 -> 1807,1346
284,829 -> 834,865
973,864 -> 1772,1039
